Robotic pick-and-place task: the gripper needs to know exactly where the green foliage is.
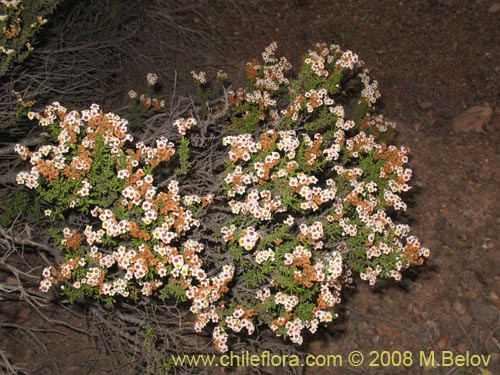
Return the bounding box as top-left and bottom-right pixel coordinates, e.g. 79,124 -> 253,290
0,188 -> 41,227
174,136 -> 194,176
159,281 -> 188,303
227,105 -> 262,134
142,325 -> 176,374
0,0 -> 61,79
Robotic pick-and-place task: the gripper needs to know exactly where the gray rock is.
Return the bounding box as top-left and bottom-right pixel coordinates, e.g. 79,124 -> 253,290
469,302 -> 499,324
452,106 -> 492,133
488,3 -> 500,14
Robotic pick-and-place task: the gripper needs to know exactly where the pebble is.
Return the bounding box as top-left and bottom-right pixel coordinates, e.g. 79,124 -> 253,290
469,302 -> 499,324
375,323 -> 396,337
457,343 -> 468,353
418,101 -> 433,110
489,291 -> 500,302
410,303 -> 420,315
415,180 -> 425,188
443,300 -> 452,314
464,290 -> 478,300
436,335 -> 449,349
488,3 -> 500,13
459,314 -> 472,328
453,300 -> 467,315
452,106 -> 492,133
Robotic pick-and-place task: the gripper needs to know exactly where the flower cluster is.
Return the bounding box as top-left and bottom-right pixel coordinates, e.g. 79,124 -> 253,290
191,70 -> 207,85
128,73 -> 165,116
15,102 -> 216,307
195,42 -> 429,351
173,117 -> 196,136
146,72 -> 158,86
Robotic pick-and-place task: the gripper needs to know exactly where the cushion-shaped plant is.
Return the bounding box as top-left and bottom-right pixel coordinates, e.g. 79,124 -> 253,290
15,43 -> 429,353
191,42 -> 429,351
16,102 -> 213,305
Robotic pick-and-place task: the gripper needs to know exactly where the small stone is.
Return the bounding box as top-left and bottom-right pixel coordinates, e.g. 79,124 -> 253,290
418,101 -> 433,110
415,180 -> 425,188
452,106 -> 492,133
436,335 -> 449,349
411,304 -> 420,315
489,291 -> 500,302
453,300 -> 467,315
459,314 -> 473,328
469,303 -> 499,324
488,3 -> 500,13
457,343 -> 468,353
464,290 -> 478,301
440,207 -> 449,218
375,323 -> 395,337
443,300 -> 452,314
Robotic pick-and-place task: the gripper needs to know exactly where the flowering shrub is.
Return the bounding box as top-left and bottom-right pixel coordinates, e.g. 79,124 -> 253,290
0,0 -> 60,78
182,42 -> 430,351
15,101 -> 215,305
15,43 -> 429,352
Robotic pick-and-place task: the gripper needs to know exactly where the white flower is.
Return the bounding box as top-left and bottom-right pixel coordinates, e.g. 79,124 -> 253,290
191,70 -> 207,84
173,117 -> 197,136
1,0 -> 21,9
217,70 -> 228,81
146,73 -> 158,86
